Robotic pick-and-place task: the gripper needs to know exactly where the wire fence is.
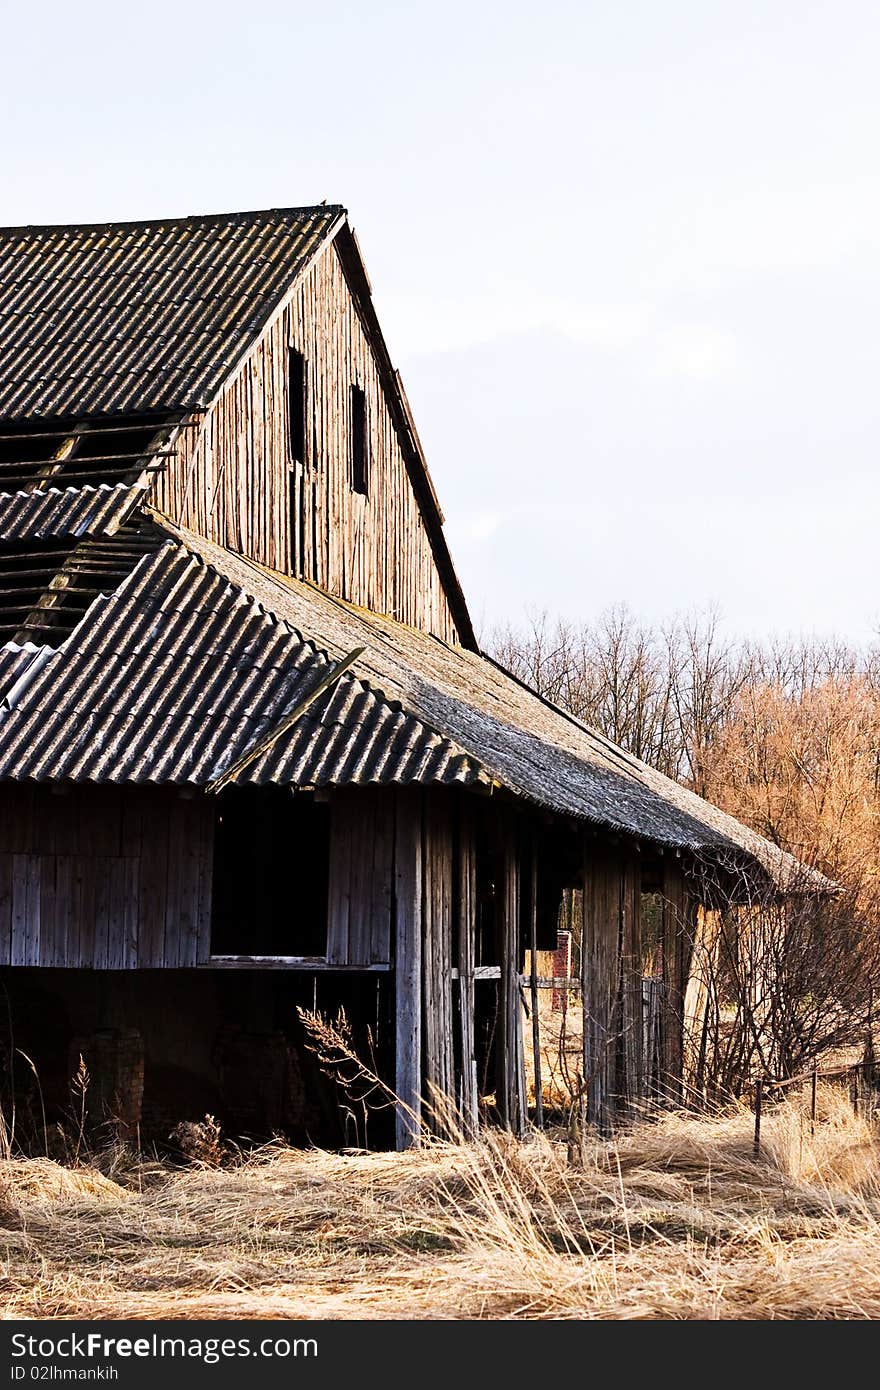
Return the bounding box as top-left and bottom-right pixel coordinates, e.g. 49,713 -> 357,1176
753,1054 -> 879,1157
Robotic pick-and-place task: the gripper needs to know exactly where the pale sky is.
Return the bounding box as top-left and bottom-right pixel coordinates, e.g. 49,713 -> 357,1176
2,1 -> 878,643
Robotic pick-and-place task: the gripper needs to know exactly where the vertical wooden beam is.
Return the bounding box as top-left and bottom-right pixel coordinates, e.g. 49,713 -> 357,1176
619,854 -> 643,1110
528,832 -> 544,1129
326,789 -> 353,966
583,842 -> 620,1134
394,787 -> 422,1149
422,793 -> 455,1128
457,795 -> 479,1135
497,806 -> 526,1135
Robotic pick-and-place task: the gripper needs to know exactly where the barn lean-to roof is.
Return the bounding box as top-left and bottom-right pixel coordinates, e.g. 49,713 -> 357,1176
0,518 -> 820,894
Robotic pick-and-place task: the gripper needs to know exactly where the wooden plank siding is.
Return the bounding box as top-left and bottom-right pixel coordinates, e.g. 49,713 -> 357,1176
327,787 -> 394,967
326,787 -> 483,1147
617,854 -> 644,1108
492,804 -> 526,1136
582,844 -> 623,1133
0,786 -> 213,969
393,787 -> 423,1148
658,861 -> 695,1103
0,781 -> 426,982
153,241 -> 461,644
422,793 -> 455,1121
581,843 -> 700,1125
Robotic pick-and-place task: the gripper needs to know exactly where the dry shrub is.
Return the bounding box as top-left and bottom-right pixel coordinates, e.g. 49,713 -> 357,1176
168,1115 -> 225,1168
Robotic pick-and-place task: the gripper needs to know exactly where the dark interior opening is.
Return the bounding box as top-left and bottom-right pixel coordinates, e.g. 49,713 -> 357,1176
210,788 -> 330,956
287,348 -> 306,465
0,414 -> 177,492
0,966 -> 396,1151
0,521 -> 162,646
469,804 -> 501,1106
349,384 -> 368,495
640,856 -> 666,978
534,821 -> 581,950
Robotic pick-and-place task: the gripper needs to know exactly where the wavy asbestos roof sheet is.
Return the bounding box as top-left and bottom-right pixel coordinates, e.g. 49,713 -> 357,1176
0,482 -> 146,540
0,542 -> 482,790
0,643 -> 47,698
0,207 -> 342,421
0,525 -> 812,890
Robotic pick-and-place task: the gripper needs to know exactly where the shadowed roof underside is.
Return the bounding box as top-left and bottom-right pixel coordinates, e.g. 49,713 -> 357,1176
0,521 -> 816,892
0,207 -> 342,420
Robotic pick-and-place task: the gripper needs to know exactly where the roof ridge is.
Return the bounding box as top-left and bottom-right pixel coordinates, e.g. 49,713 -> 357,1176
0,205 -> 346,239
0,210 -> 343,420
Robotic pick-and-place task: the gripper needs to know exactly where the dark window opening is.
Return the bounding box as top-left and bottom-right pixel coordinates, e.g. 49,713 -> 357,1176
349,385 -> 368,495
534,825 -> 581,952
640,859 -> 667,980
288,348 -> 306,465
640,891 -> 664,978
471,810 -> 497,969
210,789 -> 330,957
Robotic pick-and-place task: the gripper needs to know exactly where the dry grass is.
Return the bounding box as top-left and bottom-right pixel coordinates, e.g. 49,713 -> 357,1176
0,1085 -> 878,1320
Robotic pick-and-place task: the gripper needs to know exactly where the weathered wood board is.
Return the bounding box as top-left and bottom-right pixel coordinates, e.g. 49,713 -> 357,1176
154,241 -> 461,643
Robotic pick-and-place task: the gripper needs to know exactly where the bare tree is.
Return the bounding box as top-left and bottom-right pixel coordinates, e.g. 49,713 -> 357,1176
489,610 -> 880,1095
682,862 -> 877,1098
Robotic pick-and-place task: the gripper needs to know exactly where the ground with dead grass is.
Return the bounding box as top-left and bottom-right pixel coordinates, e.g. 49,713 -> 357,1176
0,1086 -> 878,1320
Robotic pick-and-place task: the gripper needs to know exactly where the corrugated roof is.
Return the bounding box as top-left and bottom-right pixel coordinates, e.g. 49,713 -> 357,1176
0,482 -> 146,541
0,207 -> 343,421
0,642 -> 47,698
0,525 -> 813,890
0,541 -> 481,789
0,514 -> 163,647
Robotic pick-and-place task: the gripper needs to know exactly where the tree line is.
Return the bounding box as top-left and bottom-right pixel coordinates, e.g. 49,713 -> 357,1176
489,607 -> 880,1091
489,605 -> 880,913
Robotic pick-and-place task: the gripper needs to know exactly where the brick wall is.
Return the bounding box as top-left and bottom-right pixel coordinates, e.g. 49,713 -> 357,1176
550,930 -> 572,1010
69,1027 -> 144,1139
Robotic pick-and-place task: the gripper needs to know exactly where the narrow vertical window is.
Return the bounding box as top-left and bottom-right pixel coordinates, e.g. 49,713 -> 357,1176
288,347 -> 306,465
350,384 -> 368,495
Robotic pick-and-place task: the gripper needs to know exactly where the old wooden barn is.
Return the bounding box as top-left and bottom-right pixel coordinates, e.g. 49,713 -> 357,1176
0,207 -> 809,1150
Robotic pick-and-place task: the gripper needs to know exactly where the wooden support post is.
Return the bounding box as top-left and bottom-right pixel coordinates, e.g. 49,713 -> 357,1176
422,795 -> 454,1130
529,834 -> 544,1130
753,1076 -> 763,1159
583,843 -> 620,1135
497,807 -> 526,1136
457,796 -> 479,1136
394,788 -> 422,1149
851,1066 -> 859,1117
618,855 -> 643,1112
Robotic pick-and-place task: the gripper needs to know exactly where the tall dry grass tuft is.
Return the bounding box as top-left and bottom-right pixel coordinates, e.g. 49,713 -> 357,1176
0,1090 -> 878,1319
762,1083 -> 880,1196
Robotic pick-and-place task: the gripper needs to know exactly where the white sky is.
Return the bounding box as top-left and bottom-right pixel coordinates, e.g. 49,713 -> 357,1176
2,1 -> 878,643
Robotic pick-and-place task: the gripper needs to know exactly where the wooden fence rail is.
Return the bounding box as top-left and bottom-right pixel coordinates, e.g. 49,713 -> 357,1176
753,1057 -> 878,1157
